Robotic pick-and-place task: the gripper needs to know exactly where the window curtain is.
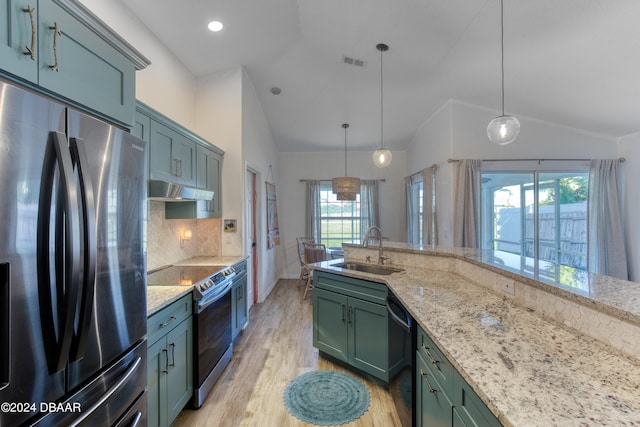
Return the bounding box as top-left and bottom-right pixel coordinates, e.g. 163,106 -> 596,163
405,176 -> 417,243
453,159 -> 482,248
359,180 -> 380,237
305,180 -> 321,242
588,159 -> 628,279
423,166 -> 437,246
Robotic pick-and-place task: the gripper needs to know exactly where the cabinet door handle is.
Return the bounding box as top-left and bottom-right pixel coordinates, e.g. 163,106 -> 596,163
49,22 -> 61,71
420,369 -> 438,393
178,159 -> 183,177
341,304 -> 346,323
23,6 -> 36,60
173,158 -> 178,176
169,343 -> 176,367
162,348 -> 169,374
348,306 -> 353,325
421,343 -> 440,366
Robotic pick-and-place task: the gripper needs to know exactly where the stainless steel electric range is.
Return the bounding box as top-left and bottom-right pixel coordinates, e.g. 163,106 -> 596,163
147,264 -> 236,408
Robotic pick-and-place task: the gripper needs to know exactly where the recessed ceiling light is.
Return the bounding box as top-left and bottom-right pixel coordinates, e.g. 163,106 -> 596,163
208,21 -> 223,32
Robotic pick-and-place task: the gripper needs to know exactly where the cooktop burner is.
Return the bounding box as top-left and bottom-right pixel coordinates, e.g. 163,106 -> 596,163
147,265 -> 225,286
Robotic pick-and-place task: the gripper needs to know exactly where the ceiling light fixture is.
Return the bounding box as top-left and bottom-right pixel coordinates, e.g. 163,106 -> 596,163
332,123 -> 360,201
487,0 -> 520,145
372,43 -> 392,168
208,21 -> 223,32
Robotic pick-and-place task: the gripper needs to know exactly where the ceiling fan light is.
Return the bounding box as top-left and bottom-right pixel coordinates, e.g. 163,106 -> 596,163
372,148 -> 392,168
487,115 -> 520,145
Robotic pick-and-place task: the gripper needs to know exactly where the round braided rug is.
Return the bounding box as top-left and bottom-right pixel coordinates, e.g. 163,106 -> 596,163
283,370 -> 371,425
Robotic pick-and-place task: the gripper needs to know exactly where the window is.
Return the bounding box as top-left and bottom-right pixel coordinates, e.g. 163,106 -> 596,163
481,168 -> 589,272
317,182 -> 363,248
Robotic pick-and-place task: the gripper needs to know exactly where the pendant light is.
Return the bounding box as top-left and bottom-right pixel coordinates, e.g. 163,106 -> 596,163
332,123 -> 360,201
487,0 -> 520,145
372,43 -> 392,168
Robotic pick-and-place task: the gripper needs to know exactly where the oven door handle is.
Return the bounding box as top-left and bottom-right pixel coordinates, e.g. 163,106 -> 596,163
197,281 -> 232,312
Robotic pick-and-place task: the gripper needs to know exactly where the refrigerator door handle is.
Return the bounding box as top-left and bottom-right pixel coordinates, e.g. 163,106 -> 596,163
0,263 -> 8,390
68,356 -> 142,427
37,131 -> 82,374
69,138 -> 97,361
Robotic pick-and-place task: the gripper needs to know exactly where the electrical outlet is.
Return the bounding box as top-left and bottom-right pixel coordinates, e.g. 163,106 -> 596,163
499,278 -> 515,295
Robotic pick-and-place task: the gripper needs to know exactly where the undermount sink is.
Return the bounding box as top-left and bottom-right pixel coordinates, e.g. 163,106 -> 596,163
333,262 -> 404,276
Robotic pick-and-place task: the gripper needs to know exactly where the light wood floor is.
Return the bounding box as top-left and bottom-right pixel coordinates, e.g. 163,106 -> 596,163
173,279 -> 403,427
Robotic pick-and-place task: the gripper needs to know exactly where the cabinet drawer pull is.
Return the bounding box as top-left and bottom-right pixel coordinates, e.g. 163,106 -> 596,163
162,348 -> 169,374
421,343 -> 440,366
160,315 -> 177,328
23,6 -> 36,60
49,22 -> 61,71
420,369 -> 437,393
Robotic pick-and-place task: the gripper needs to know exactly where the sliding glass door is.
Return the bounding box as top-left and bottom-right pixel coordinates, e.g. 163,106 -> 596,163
481,171 -> 588,271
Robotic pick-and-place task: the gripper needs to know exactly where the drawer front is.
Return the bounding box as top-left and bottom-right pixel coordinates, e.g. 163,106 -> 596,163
417,325 -> 454,396
315,271 -> 388,305
147,293 -> 192,345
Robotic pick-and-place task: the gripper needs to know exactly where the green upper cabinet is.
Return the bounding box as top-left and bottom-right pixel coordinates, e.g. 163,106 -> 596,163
138,101 -> 224,218
149,119 -> 196,187
0,0 -> 150,128
0,0 -> 39,82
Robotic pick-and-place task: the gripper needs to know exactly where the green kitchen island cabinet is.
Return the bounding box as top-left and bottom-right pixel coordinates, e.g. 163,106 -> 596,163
312,270 -> 404,385
416,324 -> 501,427
147,293 -> 193,427
0,0 -> 148,127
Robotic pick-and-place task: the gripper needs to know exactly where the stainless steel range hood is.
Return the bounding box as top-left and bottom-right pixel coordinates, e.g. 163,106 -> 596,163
148,179 -> 214,201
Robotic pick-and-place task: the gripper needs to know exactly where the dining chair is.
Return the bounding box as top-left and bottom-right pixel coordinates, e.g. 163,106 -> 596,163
303,243 -> 327,300
296,237 -> 315,288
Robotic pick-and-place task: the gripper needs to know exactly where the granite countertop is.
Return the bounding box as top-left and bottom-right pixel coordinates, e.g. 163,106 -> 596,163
146,255 -> 248,316
344,242 -> 640,326
312,258 -> 640,426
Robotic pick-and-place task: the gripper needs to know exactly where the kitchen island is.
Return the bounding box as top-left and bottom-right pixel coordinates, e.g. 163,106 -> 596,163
311,243 -> 640,426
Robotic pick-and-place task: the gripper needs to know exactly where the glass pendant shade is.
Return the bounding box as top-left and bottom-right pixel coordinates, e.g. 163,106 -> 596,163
372,148 -> 392,168
332,177 -> 360,200
487,115 -> 520,145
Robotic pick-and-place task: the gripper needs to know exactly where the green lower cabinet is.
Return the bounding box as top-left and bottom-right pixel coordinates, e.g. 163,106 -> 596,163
312,271 -> 403,384
452,371 -> 501,427
416,325 -> 502,427
232,267 -> 248,341
147,307 -> 193,427
416,351 -> 453,427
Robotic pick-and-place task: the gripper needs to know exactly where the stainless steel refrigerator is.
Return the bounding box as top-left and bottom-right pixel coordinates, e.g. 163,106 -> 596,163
0,78 -> 147,426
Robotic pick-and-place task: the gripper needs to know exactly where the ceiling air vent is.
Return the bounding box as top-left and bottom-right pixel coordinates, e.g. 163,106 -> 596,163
342,55 -> 366,68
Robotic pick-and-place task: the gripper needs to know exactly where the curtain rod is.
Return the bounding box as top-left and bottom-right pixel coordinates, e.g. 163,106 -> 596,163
447,157 -> 626,163
406,163 -> 438,180
299,178 -> 386,182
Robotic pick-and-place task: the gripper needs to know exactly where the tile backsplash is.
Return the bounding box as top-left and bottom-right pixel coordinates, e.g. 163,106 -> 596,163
146,201 -> 221,271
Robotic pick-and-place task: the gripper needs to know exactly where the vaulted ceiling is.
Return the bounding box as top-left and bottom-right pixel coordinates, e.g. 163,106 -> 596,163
121,0 -> 640,152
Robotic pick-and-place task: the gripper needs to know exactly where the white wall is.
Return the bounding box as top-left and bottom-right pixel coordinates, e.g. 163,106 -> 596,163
241,68 -> 281,302
193,69 -> 243,258
277,150 -> 407,279
619,133 -> 640,281
78,0 -> 197,128
406,100 -> 619,249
